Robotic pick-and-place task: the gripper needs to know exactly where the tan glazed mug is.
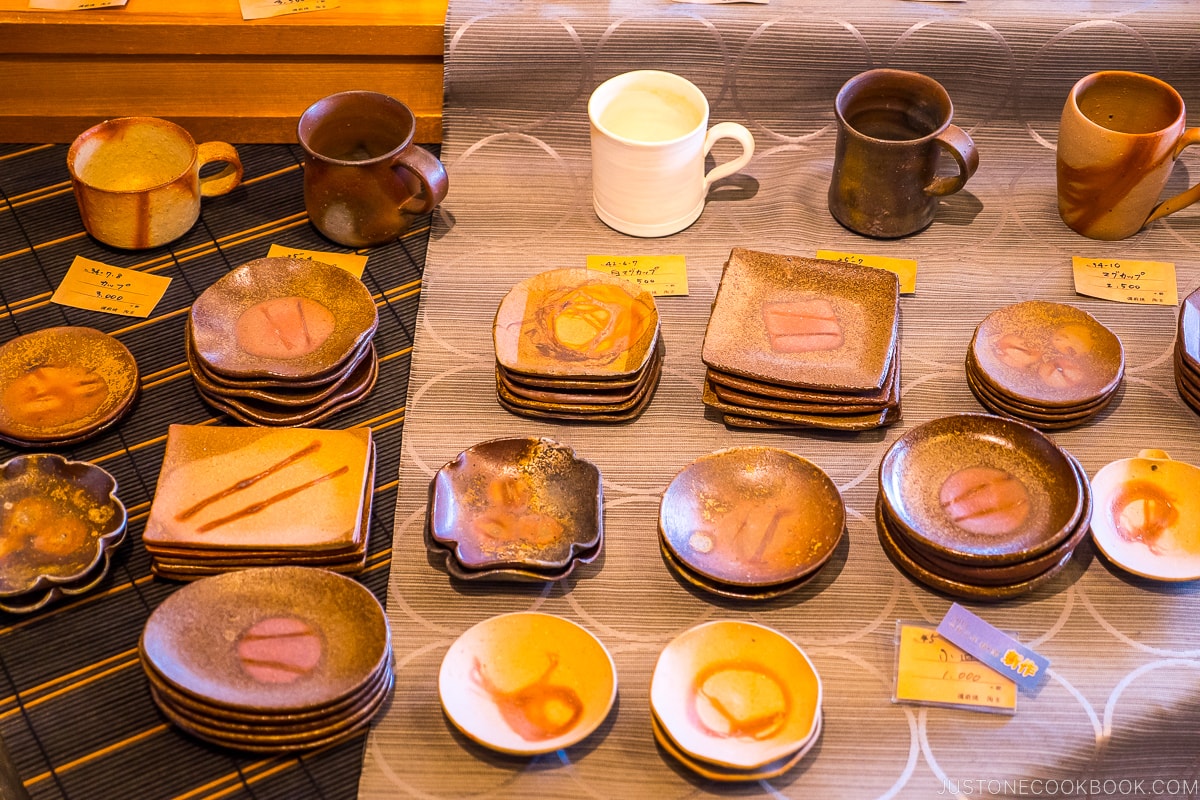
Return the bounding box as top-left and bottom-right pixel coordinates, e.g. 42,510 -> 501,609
67,117 -> 243,250
1057,71 -> 1200,241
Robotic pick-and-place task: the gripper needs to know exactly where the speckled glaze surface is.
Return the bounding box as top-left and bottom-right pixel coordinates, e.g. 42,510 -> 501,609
965,358 -> 1115,430
709,352 -> 898,412
701,379 -> 898,431
424,520 -> 601,583
702,249 -> 899,391
966,352 -> 1111,416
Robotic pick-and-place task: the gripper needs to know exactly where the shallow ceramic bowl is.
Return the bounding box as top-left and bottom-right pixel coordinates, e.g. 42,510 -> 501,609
1090,449 -> 1200,581
438,612 -> 616,755
190,257 -> 378,380
0,453 -> 126,598
659,447 -> 844,587
650,620 -> 821,770
650,707 -> 821,782
878,414 -> 1082,565
493,268 -> 659,380
1178,287 -> 1200,370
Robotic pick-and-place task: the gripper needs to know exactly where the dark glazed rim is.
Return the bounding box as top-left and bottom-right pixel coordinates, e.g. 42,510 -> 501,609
297,90 -> 416,163
835,68 -> 953,145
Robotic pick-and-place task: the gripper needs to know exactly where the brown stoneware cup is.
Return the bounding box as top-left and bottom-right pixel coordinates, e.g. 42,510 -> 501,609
298,91 -> 449,248
67,117 -> 242,250
1057,71 -> 1200,241
828,69 -> 979,239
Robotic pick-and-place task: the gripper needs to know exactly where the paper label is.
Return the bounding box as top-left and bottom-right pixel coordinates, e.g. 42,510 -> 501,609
937,604 -> 1050,692
816,250 -> 917,294
587,255 -> 689,296
50,256 -> 171,318
27,0 -> 127,8
266,245 -> 367,279
894,622 -> 1017,713
239,0 -> 338,20
1072,256 -> 1178,306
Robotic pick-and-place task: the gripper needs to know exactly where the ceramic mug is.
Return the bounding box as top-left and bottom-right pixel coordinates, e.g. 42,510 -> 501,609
298,91 -> 449,248
588,70 -> 755,238
828,69 -> 979,239
67,117 -> 242,250
1057,71 -> 1200,241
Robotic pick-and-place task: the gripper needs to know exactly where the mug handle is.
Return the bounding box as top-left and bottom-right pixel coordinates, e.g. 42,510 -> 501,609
924,124 -> 979,197
390,146 -> 450,214
1145,128 -> 1200,226
702,122 -> 755,190
196,142 -> 243,197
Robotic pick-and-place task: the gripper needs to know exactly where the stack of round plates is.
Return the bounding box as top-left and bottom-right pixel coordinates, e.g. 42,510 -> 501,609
658,447 -> 844,600
140,567 -> 393,753
0,454 -> 126,614
650,620 -> 822,782
0,326 -> 139,448
492,269 -> 661,422
188,257 -> 379,426
1174,287 -> 1200,414
876,414 -> 1092,601
425,438 -> 603,582
967,301 -> 1123,430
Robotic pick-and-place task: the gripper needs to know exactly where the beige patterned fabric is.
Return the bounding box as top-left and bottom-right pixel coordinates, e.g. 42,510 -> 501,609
361,2 -> 1200,797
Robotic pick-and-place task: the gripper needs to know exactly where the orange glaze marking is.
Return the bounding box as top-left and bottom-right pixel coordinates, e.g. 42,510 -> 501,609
471,654 -> 584,741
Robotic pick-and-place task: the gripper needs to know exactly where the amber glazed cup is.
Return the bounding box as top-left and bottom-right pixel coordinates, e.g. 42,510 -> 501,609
298,91 -> 449,248
828,69 -> 978,239
1057,71 -> 1200,241
67,117 -> 242,250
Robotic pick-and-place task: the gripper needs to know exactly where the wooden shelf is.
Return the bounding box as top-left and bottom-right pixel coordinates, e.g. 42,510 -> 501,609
0,0 -> 448,143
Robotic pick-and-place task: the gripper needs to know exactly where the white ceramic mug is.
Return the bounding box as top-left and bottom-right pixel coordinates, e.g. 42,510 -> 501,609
589,70 -> 755,238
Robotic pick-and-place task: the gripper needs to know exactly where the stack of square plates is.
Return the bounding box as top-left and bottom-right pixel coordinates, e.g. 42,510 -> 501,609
650,620 -> 822,783
140,566 -> 393,753
1174,288 -> 1200,414
425,437 -> 603,582
492,268 -> 661,422
143,425 -> 375,580
658,447 -> 844,600
701,249 -> 901,431
967,300 -> 1123,430
876,414 -> 1092,601
188,257 -> 379,426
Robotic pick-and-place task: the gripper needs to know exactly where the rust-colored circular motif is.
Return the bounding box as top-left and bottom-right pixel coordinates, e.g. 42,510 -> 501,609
235,297 -> 336,361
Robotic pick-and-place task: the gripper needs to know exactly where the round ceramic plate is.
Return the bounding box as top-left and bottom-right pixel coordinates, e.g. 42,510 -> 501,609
658,536 -> 820,600
650,706 -> 821,782
141,567 -> 390,712
438,612 -> 616,755
650,620 -> 821,770
659,447 -> 844,587
0,326 -> 139,445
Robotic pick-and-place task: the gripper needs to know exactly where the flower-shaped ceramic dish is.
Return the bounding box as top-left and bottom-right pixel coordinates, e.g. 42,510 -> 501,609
429,438 -> 603,570
140,566 -> 390,712
702,249 -> 899,392
0,548 -> 119,615
650,620 -> 821,770
0,327 -> 139,446
878,414 -> 1082,566
650,707 -> 822,782
190,257 -> 378,380
424,519 -> 601,583
493,268 -> 660,380
1178,287 -> 1200,370
659,447 -> 844,587
1090,449 -> 1200,581
970,301 -> 1124,408
438,612 -> 617,755
0,453 -> 127,598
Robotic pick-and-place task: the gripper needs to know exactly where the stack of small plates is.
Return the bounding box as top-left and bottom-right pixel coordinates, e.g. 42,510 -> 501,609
425,437 -> 603,582
876,414 -> 1092,601
1174,288 -> 1200,414
492,268 -> 661,422
658,447 -> 845,600
650,620 -> 822,782
188,257 -> 379,426
701,248 -> 901,431
140,567 -> 393,753
143,425 -> 375,580
967,300 -> 1124,430
0,454 -> 126,614
0,326 -> 139,448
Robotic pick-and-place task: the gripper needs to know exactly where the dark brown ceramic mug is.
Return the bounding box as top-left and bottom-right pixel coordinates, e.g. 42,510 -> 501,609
828,69 -> 979,238
298,91 -> 449,248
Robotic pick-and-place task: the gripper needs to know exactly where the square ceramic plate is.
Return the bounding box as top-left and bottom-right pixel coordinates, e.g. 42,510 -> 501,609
702,379 -> 897,431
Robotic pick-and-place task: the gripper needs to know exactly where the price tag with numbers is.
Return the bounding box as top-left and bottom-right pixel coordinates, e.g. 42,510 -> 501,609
50,256 -> 171,318
27,0 -> 127,9
893,622 -> 1017,713
239,0 -> 338,20
586,254 -> 688,296
1072,256 -> 1178,306
815,249 -> 917,294
266,244 -> 367,279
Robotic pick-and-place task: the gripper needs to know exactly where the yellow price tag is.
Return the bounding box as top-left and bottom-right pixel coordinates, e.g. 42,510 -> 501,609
894,623 -> 1016,713
816,250 -> 916,294
27,0 -> 127,8
239,0 -> 338,20
50,256 -> 171,319
266,245 -> 367,279
587,254 -> 688,296
1072,256 -> 1178,306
